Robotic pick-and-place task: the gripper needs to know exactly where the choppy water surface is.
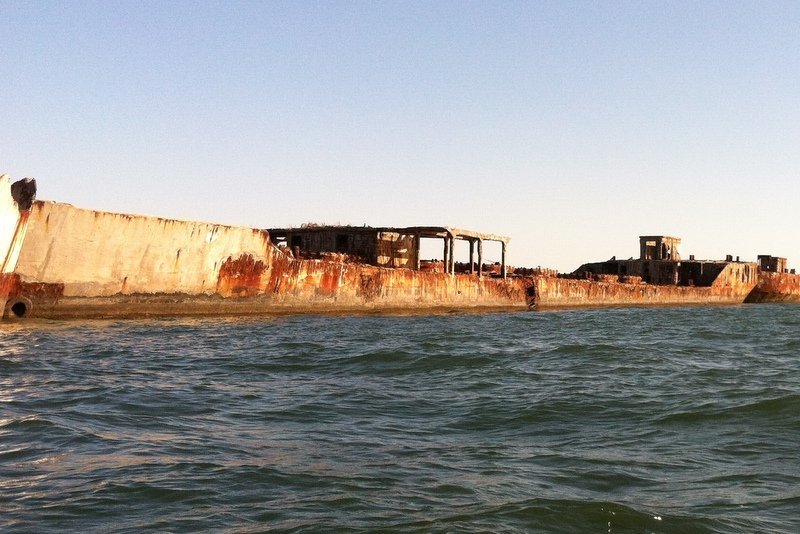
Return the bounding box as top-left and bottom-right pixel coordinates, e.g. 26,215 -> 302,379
2,305 -> 800,533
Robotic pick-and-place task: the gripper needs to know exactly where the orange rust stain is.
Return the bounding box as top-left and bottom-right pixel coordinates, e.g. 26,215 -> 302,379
0,273 -> 20,298
266,251 -> 299,294
318,264 -> 341,295
216,254 -> 268,297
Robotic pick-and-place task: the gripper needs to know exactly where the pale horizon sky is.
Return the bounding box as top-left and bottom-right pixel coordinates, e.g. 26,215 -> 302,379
2,1 -> 798,271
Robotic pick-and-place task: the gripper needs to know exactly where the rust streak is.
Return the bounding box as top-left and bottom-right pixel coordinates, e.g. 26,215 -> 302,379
216,254 -> 268,297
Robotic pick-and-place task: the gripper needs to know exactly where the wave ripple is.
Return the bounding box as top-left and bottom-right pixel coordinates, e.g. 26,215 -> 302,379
2,307 -> 800,532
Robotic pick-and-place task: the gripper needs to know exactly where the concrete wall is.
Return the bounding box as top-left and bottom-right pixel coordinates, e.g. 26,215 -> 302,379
758,256 -> 788,273
710,262 -> 759,290
270,228 -> 417,268
271,228 -> 378,260
14,201 -> 273,297
376,232 -> 416,268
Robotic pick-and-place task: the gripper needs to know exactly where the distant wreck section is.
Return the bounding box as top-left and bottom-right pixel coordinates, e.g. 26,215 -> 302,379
553,235 -> 799,306
573,235 -> 759,287
1,173 -> 799,320
748,255 -> 800,303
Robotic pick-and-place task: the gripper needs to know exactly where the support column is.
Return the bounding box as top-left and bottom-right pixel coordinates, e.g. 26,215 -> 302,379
449,235 -> 456,276
442,236 -> 449,274
469,240 -> 475,274
501,241 -> 507,279
477,239 -> 483,277
414,233 -> 421,270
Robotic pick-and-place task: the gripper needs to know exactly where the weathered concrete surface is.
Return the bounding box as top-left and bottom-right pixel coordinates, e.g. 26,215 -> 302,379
746,272 -> 800,303
534,278 -> 747,307
5,200 -> 275,317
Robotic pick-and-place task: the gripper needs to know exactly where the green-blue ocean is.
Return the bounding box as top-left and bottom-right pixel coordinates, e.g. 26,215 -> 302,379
2,305 -> 799,533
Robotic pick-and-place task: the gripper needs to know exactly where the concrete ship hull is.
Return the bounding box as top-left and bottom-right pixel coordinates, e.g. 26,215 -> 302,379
0,180 -> 534,318
0,175 -> 797,319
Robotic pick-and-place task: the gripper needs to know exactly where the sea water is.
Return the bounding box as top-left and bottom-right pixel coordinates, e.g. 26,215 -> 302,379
1,305 -> 799,533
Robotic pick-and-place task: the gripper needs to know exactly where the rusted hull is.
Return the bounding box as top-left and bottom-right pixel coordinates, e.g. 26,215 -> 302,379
534,262 -> 759,308
5,261 -> 535,319
533,277 -> 754,308
745,272 -> 800,303
6,270 -> 763,320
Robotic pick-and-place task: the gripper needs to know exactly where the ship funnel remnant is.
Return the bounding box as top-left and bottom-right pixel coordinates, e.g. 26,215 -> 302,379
10,178 -> 37,211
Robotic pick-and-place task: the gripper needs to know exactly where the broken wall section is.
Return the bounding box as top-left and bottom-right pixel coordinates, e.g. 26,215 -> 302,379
14,201 -> 275,298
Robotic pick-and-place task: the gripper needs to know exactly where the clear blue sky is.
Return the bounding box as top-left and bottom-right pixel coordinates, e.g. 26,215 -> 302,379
2,1 -> 798,270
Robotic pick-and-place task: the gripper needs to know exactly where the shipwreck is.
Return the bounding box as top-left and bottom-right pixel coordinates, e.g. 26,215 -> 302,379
1,175 -> 798,320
